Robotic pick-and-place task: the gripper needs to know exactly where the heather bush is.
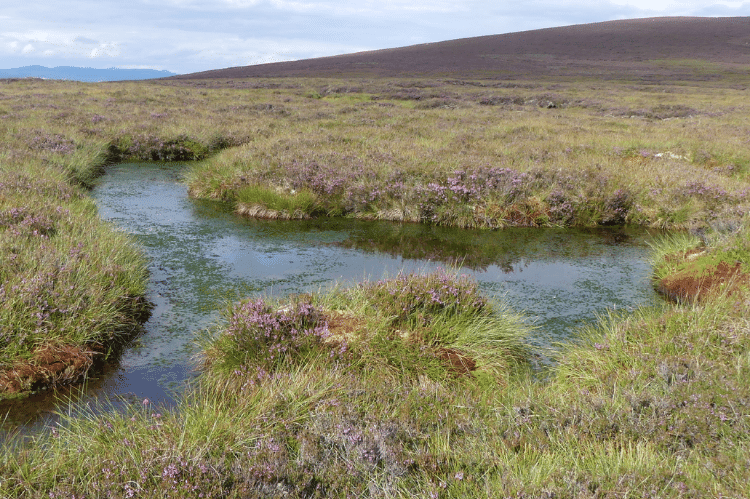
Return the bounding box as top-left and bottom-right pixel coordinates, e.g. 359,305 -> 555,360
359,270 -> 489,327
0,206 -> 57,238
26,130 -> 76,155
602,187 -> 634,224
546,189 -> 574,224
206,297 -> 341,382
111,133 -> 209,161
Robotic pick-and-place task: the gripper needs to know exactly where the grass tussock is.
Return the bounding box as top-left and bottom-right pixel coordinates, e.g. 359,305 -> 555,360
235,185 -> 321,219
649,225 -> 750,304
201,270 -> 528,385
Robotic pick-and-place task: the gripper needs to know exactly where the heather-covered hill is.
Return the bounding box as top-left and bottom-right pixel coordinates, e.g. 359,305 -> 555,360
172,16 -> 750,81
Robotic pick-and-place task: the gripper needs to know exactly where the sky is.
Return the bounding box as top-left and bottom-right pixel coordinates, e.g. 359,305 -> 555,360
1,0 -> 749,75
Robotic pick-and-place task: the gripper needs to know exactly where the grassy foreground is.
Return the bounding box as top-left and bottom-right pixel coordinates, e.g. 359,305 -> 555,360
3,254 -> 750,497
1,73 -> 750,496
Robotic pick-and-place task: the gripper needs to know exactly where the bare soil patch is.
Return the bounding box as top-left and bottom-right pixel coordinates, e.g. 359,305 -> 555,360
325,311 -> 367,345
0,344 -> 101,395
436,347 -> 477,376
658,254 -> 749,303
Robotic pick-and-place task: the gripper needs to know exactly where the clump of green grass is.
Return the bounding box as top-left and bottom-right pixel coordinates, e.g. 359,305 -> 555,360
202,270 -> 529,385
235,184 -> 321,219
452,302 -> 532,377
340,270 -> 529,381
650,225 -> 750,306
647,231 -> 704,280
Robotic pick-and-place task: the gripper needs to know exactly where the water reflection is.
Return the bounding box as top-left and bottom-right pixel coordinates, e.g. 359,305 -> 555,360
334,222 -> 646,273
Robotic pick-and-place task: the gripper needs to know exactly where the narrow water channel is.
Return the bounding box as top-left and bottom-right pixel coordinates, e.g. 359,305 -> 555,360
3,162 -> 662,431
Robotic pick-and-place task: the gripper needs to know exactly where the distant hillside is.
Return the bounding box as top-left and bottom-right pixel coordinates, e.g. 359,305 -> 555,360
0,65 -> 177,82
172,16 -> 750,81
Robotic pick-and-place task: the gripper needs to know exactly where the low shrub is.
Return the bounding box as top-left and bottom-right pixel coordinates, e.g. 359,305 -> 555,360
205,297 -> 341,382
359,269 -> 489,327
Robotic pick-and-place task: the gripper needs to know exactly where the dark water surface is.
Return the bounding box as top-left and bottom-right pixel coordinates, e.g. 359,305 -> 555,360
2,162 -> 662,432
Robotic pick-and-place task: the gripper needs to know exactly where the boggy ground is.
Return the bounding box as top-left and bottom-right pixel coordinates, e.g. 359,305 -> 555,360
3,253 -> 750,497
1,72 -> 750,496
1,74 -> 743,398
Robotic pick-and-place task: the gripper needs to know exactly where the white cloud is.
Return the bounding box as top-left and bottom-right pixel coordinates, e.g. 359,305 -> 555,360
4,30 -> 73,46
7,30 -> 54,44
1,29 -> 122,60
89,43 -> 120,58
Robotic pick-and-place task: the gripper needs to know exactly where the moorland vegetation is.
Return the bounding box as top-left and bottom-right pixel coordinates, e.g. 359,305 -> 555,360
2,24 -> 750,495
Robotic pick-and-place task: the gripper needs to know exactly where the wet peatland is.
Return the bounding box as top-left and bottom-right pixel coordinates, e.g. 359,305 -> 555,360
1,162 -> 662,431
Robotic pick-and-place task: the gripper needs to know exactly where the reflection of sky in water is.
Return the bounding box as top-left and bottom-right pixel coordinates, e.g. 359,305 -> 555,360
479,255 -> 654,349
6,162 -> 659,431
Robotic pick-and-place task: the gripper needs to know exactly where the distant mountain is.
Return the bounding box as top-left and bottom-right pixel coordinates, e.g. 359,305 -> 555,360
172,16 -> 750,80
0,65 -> 177,82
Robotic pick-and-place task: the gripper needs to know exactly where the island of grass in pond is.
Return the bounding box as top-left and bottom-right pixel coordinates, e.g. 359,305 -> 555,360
201,270 -> 528,386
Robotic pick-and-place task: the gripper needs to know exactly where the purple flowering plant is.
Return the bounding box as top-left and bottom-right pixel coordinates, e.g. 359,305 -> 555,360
360,269 -> 488,327
219,297 -> 338,378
